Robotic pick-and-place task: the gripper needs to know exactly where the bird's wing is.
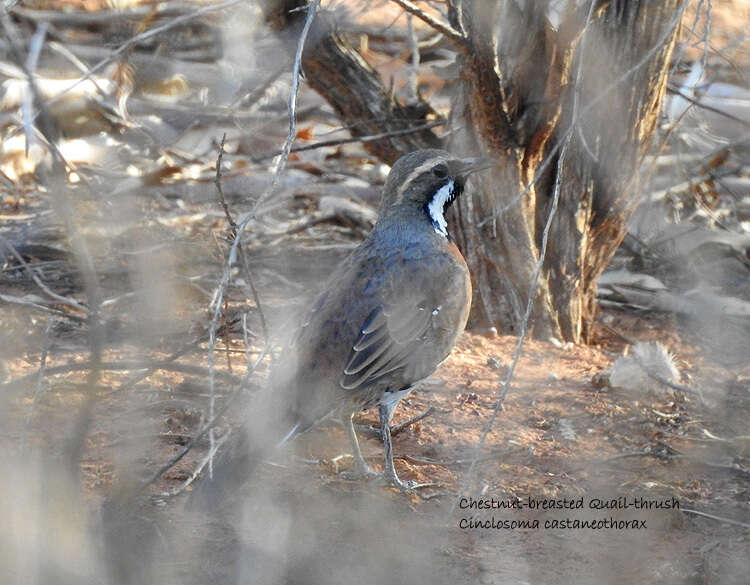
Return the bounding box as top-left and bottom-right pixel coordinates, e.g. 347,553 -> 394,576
339,299 -> 436,390
289,289 -> 330,348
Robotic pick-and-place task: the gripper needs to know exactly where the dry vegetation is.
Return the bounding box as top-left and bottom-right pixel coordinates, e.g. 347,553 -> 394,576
0,1 -> 748,584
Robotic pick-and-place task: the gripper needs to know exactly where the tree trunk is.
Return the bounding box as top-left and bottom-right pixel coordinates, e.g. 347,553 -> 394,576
448,0 -> 683,341
270,0 -> 684,343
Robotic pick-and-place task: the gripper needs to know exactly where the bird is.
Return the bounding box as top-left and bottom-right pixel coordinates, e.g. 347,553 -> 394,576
192,149 -> 490,505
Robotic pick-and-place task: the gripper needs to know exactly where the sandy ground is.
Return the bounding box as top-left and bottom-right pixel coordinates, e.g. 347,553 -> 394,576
2,305 -> 747,584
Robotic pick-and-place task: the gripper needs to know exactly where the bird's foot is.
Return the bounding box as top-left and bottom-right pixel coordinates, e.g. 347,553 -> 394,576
376,472 -> 438,495
334,455 -> 378,480
352,423 -> 381,438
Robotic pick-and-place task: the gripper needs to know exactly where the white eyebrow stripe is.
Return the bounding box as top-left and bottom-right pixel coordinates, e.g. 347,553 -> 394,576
393,156 -> 448,203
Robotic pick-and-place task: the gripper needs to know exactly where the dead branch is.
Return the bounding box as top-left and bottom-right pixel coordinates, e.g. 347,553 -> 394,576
20,320 -> 53,452
152,432 -> 230,500
214,135 -> 269,345
0,293 -> 87,323
667,85 -> 750,128
1,359 -> 244,394
254,119 -> 446,162
10,2 -> 190,26
138,347 -> 267,494
30,0 -> 246,117
456,136 -> 572,511
205,0 -> 321,477
389,0 -> 467,48
682,508 -> 750,529
268,0 -> 442,164
0,234 -> 89,315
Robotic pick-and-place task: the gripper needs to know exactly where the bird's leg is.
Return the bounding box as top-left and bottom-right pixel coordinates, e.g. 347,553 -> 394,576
379,402 -> 435,492
339,413 -> 377,479
379,403 -> 400,483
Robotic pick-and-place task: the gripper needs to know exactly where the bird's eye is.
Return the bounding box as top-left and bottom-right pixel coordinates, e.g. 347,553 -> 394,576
432,163 -> 448,178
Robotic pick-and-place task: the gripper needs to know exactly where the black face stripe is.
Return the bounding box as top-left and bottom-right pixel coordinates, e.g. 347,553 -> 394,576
445,180 -> 463,210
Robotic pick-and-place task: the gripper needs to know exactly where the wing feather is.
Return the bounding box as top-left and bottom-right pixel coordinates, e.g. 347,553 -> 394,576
340,300 -> 435,391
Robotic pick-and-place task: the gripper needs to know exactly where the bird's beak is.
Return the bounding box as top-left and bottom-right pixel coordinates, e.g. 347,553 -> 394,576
459,156 -> 496,176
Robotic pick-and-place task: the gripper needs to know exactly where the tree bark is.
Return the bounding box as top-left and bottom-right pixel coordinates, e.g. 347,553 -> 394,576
269,0 -> 684,343
448,0 -> 682,341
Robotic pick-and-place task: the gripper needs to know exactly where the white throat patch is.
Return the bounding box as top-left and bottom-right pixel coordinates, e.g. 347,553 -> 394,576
427,180 -> 455,238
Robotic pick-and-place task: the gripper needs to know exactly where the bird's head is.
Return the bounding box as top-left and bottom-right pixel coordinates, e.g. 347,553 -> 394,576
379,149 -> 493,238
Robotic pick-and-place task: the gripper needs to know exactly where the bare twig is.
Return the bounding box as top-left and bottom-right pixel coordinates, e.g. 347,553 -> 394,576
396,451 -> 507,467
601,449 -> 660,463
682,508 -> 750,529
21,320 -> 53,452
455,137 -> 572,510
230,60 -> 291,109
0,168 -> 16,189
0,234 -> 89,315
138,348 -> 268,494
23,22 -> 48,155
392,406 -> 435,436
140,389 -> 241,493
690,458 -> 750,479
406,13 -> 419,104
353,406 -> 436,438
666,85 -> 750,128
239,259 -> 268,346
31,0 -> 248,114
10,1 -> 190,25
214,137 -> 269,347
638,87 -> 703,193
389,0 -> 466,48
601,446 -> 749,479
215,133 -> 235,231
638,363 -> 705,402
0,17 -> 106,462
212,160 -> 236,379
205,0 -> 321,477
242,312 -> 253,370
700,0 -> 712,73
251,119 -> 447,161
109,328 -> 209,394
152,432 -> 230,500
0,293 -> 87,323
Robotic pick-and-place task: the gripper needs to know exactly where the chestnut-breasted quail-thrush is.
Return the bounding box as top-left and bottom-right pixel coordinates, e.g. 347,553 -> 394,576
193,149 -> 490,505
